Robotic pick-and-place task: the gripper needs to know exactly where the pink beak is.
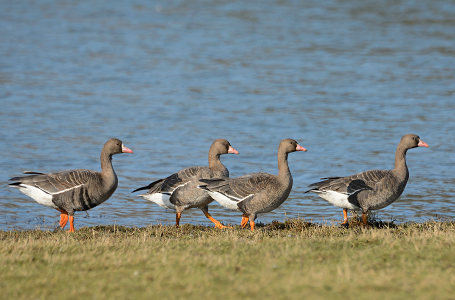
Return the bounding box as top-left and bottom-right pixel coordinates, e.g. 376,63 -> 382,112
228,146 -> 239,154
122,144 -> 134,153
418,140 -> 429,148
296,144 -> 307,152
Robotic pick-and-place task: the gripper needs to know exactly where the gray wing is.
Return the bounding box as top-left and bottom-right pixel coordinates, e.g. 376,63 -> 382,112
22,171 -> 46,175
9,169 -> 96,195
131,178 -> 166,194
306,170 -> 391,207
132,166 -> 209,195
199,173 -> 276,203
163,166 -> 208,192
307,170 -> 390,193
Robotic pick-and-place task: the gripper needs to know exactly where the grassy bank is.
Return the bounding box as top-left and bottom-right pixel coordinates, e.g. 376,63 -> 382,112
1,220 -> 455,300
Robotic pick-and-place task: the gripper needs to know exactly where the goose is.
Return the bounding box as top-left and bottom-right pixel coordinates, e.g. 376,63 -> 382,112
306,134 -> 428,226
132,139 -> 238,228
9,138 -> 133,232
198,138 -> 306,231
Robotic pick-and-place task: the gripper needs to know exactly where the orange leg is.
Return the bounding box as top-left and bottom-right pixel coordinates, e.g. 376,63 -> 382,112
203,210 -> 230,229
68,215 -> 75,232
240,214 -> 249,228
56,209 -> 68,228
59,213 -> 68,228
362,212 -> 368,226
341,209 -> 348,225
250,219 -> 255,231
175,212 -> 181,227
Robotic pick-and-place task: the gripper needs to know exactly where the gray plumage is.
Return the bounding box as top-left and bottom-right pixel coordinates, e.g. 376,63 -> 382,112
11,169 -> 109,212
132,139 -> 238,228
9,138 -> 133,231
199,138 -> 307,231
306,134 -> 428,225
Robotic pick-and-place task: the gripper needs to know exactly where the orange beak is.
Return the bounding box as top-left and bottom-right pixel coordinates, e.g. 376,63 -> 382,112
418,140 -> 429,147
228,146 -> 239,154
296,144 -> 307,152
122,144 -> 134,153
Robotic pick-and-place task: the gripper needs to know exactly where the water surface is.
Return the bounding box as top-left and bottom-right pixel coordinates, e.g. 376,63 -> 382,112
1,0 -> 454,230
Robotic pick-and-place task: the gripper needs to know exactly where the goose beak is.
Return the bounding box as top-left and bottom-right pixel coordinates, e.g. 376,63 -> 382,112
122,144 -> 134,153
418,140 -> 429,147
228,146 -> 239,154
296,144 -> 307,152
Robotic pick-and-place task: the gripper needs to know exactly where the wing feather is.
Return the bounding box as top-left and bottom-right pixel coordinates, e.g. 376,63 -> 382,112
200,173 -> 275,203
9,169 -> 95,195
133,166 -> 209,195
307,170 -> 390,194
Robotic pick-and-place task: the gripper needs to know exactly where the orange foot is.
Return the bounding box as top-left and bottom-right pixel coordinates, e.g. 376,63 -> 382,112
214,222 -> 231,229
341,208 -> 349,227
240,214 -> 249,228
250,220 -> 255,231
67,215 -> 75,232
57,209 -> 69,229
59,213 -> 68,228
203,210 -> 230,229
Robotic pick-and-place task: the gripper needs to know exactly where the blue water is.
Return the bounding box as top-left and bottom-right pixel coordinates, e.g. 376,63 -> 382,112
1,0 -> 454,230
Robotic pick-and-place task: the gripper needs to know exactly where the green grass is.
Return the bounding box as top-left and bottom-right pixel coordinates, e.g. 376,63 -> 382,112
1,220 -> 455,300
